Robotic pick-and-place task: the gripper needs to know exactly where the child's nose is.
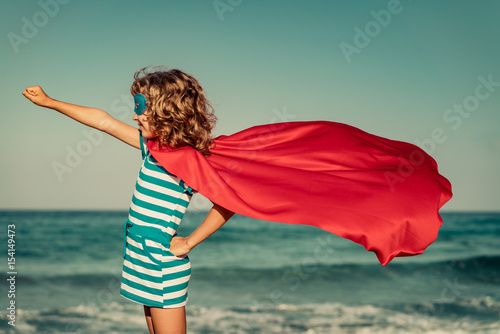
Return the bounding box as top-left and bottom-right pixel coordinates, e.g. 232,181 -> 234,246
132,113 -> 138,121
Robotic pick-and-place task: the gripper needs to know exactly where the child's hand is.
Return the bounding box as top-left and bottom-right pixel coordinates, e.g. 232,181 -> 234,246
22,86 -> 52,107
169,236 -> 192,257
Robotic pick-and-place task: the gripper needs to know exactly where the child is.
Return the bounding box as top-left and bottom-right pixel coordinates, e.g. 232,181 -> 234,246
24,67 -> 452,333
23,67 -> 234,334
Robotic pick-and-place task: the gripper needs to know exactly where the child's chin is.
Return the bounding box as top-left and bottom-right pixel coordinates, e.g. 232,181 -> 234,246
141,132 -> 157,139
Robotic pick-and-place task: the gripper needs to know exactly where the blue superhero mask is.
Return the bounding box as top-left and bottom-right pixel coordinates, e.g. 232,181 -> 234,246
134,93 -> 147,115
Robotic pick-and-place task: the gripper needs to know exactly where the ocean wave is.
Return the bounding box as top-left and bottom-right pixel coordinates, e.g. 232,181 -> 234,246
445,255 -> 500,270
397,295 -> 500,318
1,299 -> 499,334
422,255 -> 500,284
193,255 -> 500,284
1,273 -> 119,287
7,255 -> 500,288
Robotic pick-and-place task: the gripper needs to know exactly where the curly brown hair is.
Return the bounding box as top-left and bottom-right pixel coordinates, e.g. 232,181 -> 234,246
131,67 -> 217,157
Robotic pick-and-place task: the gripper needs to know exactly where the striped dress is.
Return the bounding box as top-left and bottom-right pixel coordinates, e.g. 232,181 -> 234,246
120,134 -> 194,308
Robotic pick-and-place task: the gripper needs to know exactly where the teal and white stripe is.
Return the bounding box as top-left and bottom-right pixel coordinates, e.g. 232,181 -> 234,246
120,135 -> 193,308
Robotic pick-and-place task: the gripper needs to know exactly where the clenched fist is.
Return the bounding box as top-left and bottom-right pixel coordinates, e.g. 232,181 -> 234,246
22,86 -> 52,107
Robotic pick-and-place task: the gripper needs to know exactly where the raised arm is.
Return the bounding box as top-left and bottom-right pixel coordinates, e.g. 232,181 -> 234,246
22,86 -> 140,149
170,203 -> 234,256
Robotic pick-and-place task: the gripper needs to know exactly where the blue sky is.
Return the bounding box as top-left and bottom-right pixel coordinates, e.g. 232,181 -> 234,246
0,0 -> 499,211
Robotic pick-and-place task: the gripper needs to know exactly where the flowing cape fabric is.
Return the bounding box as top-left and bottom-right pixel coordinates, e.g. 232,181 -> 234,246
147,121 -> 452,265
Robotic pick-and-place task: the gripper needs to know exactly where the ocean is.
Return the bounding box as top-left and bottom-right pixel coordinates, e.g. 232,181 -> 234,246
0,210 -> 499,333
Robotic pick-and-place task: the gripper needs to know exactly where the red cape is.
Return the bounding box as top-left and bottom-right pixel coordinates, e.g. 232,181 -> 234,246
147,121 -> 452,265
